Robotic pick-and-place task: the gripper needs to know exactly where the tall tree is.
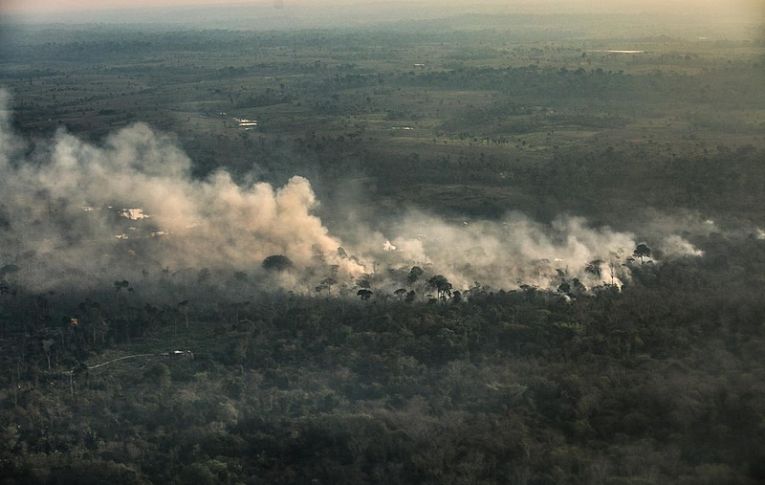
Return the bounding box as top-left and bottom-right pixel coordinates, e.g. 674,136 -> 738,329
427,275 -> 453,302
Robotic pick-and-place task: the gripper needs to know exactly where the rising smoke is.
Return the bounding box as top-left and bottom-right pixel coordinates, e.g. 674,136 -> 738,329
0,90 -> 703,296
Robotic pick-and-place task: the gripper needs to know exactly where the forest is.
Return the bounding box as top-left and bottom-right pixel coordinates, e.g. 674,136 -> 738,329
1,3 -> 764,484
1,230 -> 765,484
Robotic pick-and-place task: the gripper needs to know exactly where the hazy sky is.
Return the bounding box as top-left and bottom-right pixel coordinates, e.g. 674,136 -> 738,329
0,0 -> 761,13
0,0 -> 262,12
1,0 -> 761,27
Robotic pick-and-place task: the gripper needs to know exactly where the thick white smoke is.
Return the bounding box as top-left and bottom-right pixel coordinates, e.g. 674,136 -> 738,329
0,90 -> 703,295
0,93 -> 364,290
362,214 -> 638,290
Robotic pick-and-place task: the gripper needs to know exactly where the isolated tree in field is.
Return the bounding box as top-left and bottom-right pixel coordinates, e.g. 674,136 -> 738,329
262,255 -> 293,272
407,266 -> 424,286
633,243 -> 651,263
357,289 -> 373,301
394,288 -> 407,300
427,275 -> 453,301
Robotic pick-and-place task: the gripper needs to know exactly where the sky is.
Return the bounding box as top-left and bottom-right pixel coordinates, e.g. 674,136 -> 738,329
0,0 -> 269,11
0,0 -> 762,13
0,0 -> 761,28
5,0 -> 275,12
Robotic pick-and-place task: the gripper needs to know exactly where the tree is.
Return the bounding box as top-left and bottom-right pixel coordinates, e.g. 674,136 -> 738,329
634,243 -> 651,263
144,363 -> 171,388
571,278 -> 586,295
113,280 -> 130,292
262,255 -> 293,272
427,275 -> 453,301
42,338 -> 55,369
357,276 -> 372,289
177,300 -> 190,329
231,301 -> 250,325
407,266 -> 424,286
197,268 -> 211,284
320,277 -> 337,296
0,264 -> 19,279
585,259 -> 603,278
357,289 -> 373,301
394,288 -> 407,300
607,251 -> 624,286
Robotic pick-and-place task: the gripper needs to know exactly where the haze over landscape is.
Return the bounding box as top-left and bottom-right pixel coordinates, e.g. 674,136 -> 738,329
2,1 -> 762,29
1,0 -> 764,483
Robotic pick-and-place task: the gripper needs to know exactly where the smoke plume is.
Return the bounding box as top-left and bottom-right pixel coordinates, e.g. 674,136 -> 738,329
0,90 -> 702,296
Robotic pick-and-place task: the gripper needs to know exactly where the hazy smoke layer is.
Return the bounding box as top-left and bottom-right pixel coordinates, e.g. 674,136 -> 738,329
367,214 -> 637,290
0,90 -> 701,295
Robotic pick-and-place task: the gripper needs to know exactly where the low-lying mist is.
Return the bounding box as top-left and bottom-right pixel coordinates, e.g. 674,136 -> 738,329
0,89 -> 704,298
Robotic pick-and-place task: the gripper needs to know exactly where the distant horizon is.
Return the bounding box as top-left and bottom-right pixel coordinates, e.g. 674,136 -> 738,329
2,0 -> 762,17
0,0 -> 761,39
0,0 -> 269,13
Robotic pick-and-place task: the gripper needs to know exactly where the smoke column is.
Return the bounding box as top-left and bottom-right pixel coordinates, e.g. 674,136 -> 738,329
0,89 -> 702,295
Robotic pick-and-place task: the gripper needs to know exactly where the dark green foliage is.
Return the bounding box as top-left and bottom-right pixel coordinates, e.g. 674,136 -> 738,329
0,264 -> 20,276
113,280 -> 130,292
262,255 -> 294,272
634,243 -> 652,261
0,234 -> 764,484
407,267 -> 424,286
427,275 -> 453,301
143,363 -> 171,388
